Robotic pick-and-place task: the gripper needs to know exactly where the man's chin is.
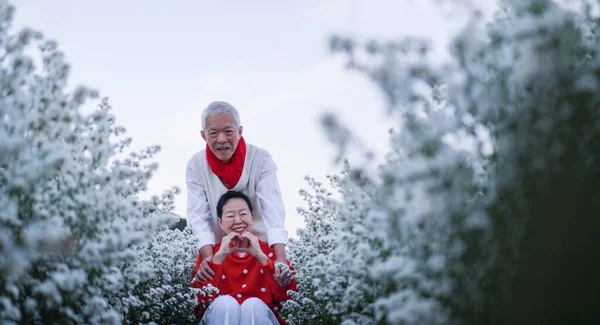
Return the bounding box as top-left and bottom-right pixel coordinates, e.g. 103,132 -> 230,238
217,154 -> 233,163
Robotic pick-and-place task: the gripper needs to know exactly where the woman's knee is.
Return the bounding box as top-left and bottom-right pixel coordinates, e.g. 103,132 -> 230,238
240,298 -> 278,324
211,295 -> 239,312
240,297 -> 268,313
201,295 -> 241,325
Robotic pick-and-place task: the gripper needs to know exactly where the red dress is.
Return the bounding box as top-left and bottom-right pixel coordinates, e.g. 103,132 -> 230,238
190,240 -> 297,324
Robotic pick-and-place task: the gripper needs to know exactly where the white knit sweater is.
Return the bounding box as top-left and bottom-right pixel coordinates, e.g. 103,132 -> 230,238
186,143 -> 288,249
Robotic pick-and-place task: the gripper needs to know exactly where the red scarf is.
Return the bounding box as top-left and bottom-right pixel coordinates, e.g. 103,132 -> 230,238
205,136 -> 246,189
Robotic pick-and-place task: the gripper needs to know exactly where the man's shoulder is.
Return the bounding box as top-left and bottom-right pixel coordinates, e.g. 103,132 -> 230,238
187,149 -> 207,168
246,143 -> 272,160
245,143 -> 278,173
246,142 -> 269,154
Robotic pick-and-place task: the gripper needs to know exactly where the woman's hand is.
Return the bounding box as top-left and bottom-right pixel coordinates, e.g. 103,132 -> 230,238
213,232 -> 242,264
241,232 -> 268,265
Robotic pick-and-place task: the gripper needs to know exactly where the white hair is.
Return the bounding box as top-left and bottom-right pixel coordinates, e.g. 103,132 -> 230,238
201,101 -> 241,130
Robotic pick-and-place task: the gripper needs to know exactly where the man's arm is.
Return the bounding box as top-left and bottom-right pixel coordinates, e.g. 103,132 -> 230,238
199,245 -> 214,259
186,161 -> 216,251
271,243 -> 286,263
187,161 -> 217,281
255,152 -> 291,287
255,153 -> 288,256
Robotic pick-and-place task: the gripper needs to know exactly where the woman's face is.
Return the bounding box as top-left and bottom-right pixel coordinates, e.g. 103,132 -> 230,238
218,197 -> 252,235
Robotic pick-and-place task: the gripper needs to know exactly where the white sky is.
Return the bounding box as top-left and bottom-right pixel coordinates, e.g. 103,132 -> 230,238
12,0 -> 497,237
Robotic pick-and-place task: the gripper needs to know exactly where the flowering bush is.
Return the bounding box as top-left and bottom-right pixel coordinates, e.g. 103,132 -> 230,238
285,1 -> 600,324
0,1 -> 196,324
126,227 -> 198,325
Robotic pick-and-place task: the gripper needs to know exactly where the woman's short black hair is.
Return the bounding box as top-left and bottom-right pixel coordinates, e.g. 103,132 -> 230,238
216,191 -> 253,219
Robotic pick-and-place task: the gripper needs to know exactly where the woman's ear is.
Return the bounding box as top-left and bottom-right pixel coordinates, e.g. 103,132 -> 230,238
217,218 -> 225,233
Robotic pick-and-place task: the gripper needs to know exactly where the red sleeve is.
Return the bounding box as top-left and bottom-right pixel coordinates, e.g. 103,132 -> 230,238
191,244 -> 222,285
260,255 -> 298,302
190,246 -> 225,318
256,241 -> 297,302
192,261 -> 225,318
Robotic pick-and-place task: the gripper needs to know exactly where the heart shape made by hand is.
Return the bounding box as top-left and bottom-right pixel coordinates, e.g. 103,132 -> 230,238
230,234 -> 250,250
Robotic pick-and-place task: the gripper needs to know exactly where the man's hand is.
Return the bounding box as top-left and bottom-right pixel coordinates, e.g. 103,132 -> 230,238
274,262 -> 292,287
272,243 -> 291,286
195,256 -> 215,281
194,245 -> 215,282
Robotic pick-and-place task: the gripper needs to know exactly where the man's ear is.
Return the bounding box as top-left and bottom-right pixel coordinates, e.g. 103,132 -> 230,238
201,130 -> 206,142
238,125 -> 243,136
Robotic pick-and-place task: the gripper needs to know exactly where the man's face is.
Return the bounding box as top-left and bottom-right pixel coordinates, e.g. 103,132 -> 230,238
201,113 -> 243,163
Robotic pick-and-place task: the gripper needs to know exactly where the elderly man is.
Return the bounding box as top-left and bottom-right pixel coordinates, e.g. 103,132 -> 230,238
186,101 -> 289,285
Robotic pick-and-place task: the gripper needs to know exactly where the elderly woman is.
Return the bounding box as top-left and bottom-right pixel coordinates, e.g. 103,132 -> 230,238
190,191 -> 297,325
